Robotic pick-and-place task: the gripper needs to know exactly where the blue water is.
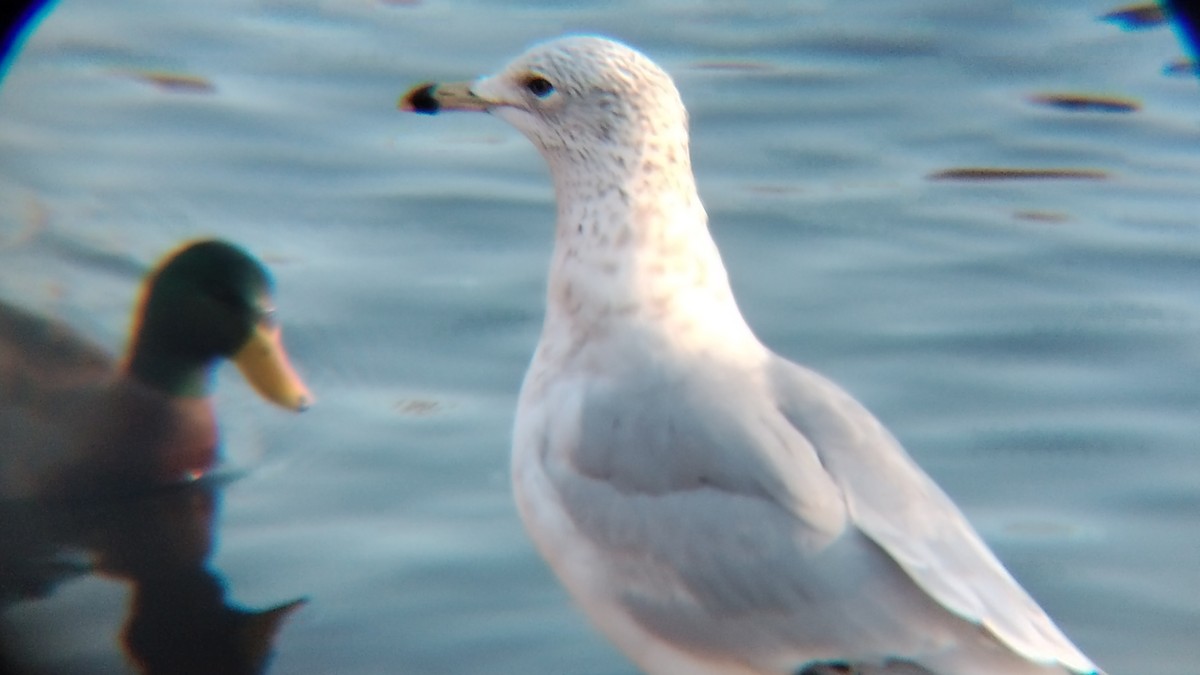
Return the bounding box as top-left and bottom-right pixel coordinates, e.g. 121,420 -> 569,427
1,1 -> 1198,673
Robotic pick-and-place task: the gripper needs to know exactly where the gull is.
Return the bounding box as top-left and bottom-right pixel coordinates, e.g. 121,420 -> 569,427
400,35 -> 1104,675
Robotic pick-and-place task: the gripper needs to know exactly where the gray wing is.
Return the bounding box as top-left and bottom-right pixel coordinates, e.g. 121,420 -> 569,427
767,355 -> 1099,675
544,366 -> 969,668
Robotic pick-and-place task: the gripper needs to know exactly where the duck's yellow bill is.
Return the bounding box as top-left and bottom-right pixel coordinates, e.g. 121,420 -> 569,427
233,324 -> 312,411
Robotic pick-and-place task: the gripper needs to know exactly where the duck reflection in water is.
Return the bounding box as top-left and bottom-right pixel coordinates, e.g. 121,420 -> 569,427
1,479 -> 306,674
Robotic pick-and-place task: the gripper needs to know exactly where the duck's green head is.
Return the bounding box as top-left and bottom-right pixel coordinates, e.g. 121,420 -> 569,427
125,240 -> 312,411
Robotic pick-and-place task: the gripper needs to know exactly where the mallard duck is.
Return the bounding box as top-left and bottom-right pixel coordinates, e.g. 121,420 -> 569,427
0,239 -> 311,500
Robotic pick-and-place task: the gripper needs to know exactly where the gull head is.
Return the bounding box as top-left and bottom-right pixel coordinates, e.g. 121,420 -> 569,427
400,35 -> 690,172
401,36 -> 743,344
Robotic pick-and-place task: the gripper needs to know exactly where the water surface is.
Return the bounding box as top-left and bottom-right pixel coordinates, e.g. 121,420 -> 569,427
1,1 -> 1197,673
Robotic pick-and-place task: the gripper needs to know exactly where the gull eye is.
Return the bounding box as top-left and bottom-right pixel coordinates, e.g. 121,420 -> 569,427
525,75 -> 555,98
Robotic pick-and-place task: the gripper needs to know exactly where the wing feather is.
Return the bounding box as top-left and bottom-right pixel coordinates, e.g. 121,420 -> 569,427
768,356 -> 1099,675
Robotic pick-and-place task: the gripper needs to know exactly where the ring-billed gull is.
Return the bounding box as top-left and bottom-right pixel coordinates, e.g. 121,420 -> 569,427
400,35 -> 1103,675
